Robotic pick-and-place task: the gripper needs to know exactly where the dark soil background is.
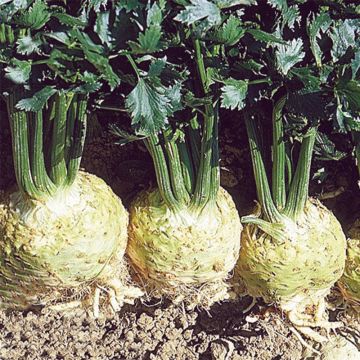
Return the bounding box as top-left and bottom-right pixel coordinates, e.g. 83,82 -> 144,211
0,108 -> 359,359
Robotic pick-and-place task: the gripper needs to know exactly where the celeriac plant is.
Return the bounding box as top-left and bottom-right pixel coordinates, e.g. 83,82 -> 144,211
223,0 -> 359,341
0,1 -> 140,314
71,0 -> 267,305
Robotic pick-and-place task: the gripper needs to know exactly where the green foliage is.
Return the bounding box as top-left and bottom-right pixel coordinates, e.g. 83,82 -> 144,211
215,15 -> 245,46
16,86 -> 57,111
275,39 -> 305,75
15,0 -> 50,30
174,0 -> 221,28
4,59 -> 31,84
307,12 -> 332,67
221,79 -> 248,110
126,78 -> 173,135
16,34 -> 42,55
330,20 -> 357,62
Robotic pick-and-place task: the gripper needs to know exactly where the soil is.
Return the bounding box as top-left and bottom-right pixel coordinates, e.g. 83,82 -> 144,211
0,111 -> 359,359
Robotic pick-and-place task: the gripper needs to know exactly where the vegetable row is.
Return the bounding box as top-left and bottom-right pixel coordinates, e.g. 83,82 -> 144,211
0,0 -> 359,342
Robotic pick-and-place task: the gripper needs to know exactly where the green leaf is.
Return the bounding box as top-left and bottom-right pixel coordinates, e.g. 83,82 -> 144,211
137,26 -> 162,53
126,78 -> 172,135
175,0 -> 221,27
88,0 -> 108,12
116,0 -> 140,12
147,2 -> 163,27
330,20 -> 356,62
351,51 -> 360,79
215,15 -> 245,46
267,0 -> 287,10
247,29 -> 286,44
84,50 -> 120,89
44,31 -> 71,45
71,29 -> 120,89
307,12 -> 332,67
337,79 -> 360,112
148,58 -> 167,78
16,0 -> 50,30
74,71 -> 101,93
95,11 -> 111,45
4,59 -> 31,84
53,13 -> 87,28
16,34 -> 42,55
214,0 -> 257,8
281,6 -> 300,30
109,124 -> 145,145
314,131 -> 347,161
167,82 -> 183,113
220,79 -> 248,110
290,67 -> 321,91
275,38 -> 304,75
16,86 -> 57,111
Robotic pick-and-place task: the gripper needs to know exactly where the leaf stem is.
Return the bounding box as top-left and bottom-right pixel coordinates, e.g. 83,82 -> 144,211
49,92 -> 71,186
145,134 -> 181,212
245,114 -> 282,223
126,54 -> 140,79
284,127 -> 317,221
66,95 -> 88,186
191,39 -> 218,209
271,96 -> 287,210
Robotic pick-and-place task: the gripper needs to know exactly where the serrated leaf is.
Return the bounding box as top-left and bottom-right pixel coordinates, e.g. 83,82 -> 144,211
335,105 -> 358,132
167,82 -> 183,113
126,78 -> 172,135
16,86 -> 57,111
307,12 -> 332,67
5,59 -> 31,84
53,13 -> 87,28
147,2 -> 162,27
314,131 -> 347,161
16,34 -> 42,55
290,67 -> 321,91
138,26 -> 162,52
175,0 -> 221,27
247,29 -> 286,44
95,11 -> 111,45
351,51 -> 360,79
116,0 -> 140,12
276,38 -> 304,75
267,0 -> 287,10
221,79 -> 248,110
88,0 -> 108,12
282,6 -> 300,30
214,0 -> 257,8
84,51 -> 120,89
215,15 -> 245,46
74,71 -> 102,93
16,0 -> 50,30
44,31 -> 71,45
330,20 -> 356,62
148,58 -> 167,78
109,123 -> 145,145
71,29 -> 120,89
184,91 -> 213,108
130,23 -> 163,53
337,79 -> 360,112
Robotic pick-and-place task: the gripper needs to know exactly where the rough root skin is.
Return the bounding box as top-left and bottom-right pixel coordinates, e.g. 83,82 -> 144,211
0,172 -> 133,311
127,187 -> 242,307
338,219 -> 360,309
235,199 -> 346,337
